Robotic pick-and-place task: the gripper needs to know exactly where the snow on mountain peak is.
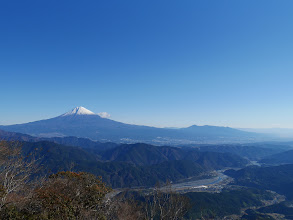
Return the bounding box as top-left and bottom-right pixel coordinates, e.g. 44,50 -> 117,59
61,106 -> 95,116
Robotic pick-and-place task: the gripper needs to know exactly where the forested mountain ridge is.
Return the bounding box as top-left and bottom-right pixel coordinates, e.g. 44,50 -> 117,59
6,140 -> 248,188
188,143 -> 292,160
0,129 -> 117,151
225,164 -> 293,200
260,149 -> 293,165
92,143 -> 249,168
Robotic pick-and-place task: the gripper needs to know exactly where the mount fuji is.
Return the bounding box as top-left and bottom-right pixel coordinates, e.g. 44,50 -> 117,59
61,106 -> 96,116
0,107 -> 262,144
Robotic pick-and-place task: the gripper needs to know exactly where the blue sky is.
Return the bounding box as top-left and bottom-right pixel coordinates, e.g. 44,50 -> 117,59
1,0 -> 293,128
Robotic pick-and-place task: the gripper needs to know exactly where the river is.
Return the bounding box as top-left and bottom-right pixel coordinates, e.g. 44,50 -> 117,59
160,170 -> 229,192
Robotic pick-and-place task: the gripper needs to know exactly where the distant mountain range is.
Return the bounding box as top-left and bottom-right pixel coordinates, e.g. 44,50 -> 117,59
0,107 -> 265,144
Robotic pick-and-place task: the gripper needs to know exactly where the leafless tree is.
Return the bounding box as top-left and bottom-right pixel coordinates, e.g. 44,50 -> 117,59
0,141 -> 40,211
104,190 -> 144,220
144,182 -> 190,220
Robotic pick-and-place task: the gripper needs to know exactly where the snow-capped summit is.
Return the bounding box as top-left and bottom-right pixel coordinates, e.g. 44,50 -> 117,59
61,106 -> 95,116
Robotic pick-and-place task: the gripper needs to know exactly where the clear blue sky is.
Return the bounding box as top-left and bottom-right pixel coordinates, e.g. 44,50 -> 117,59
1,0 -> 293,128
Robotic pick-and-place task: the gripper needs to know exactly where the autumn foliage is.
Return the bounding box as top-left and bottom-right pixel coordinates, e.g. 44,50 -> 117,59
34,171 -> 111,219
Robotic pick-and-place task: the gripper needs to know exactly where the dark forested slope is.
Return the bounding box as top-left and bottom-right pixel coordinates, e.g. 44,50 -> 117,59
16,141 -> 248,188
225,164 -> 293,200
